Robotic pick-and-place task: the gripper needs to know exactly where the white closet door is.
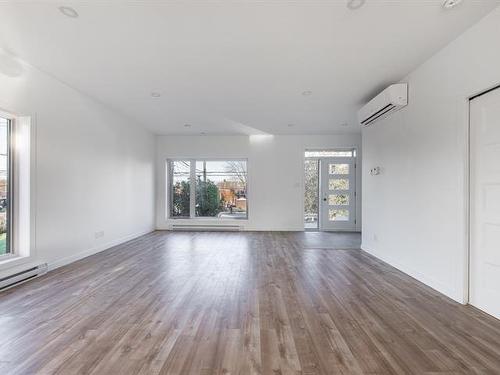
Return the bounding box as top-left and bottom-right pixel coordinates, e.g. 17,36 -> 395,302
470,87 -> 500,319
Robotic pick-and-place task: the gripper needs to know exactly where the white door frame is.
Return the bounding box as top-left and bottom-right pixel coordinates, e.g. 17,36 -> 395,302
303,147 -> 360,233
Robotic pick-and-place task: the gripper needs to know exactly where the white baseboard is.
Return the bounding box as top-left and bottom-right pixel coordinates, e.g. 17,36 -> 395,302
361,243 -> 465,304
48,228 -> 154,271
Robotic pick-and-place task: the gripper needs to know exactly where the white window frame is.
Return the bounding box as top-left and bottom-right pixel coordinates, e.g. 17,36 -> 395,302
0,116 -> 13,259
0,109 -> 35,271
167,158 -> 248,220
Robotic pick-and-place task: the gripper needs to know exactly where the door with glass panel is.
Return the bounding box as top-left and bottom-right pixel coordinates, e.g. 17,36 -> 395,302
320,157 -> 356,231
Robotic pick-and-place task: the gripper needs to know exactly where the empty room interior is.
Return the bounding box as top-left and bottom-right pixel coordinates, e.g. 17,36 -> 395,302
1,0 -> 500,374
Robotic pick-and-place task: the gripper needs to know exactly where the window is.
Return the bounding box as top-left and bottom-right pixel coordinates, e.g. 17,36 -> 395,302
0,112 -> 32,264
168,159 -> 247,219
328,194 -> 349,205
304,159 -> 319,229
0,117 -> 11,256
170,160 -> 191,217
329,164 -> 349,175
305,150 -> 355,158
329,209 -> 349,221
329,179 -> 349,190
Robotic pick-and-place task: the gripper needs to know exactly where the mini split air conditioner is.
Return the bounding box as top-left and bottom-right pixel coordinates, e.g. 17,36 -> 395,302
358,83 -> 408,127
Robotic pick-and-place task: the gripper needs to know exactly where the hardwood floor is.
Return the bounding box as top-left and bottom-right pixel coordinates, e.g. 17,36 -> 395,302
1,231 -> 500,374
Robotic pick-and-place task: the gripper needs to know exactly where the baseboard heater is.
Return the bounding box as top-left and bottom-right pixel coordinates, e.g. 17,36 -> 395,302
171,224 -> 243,232
0,263 -> 48,292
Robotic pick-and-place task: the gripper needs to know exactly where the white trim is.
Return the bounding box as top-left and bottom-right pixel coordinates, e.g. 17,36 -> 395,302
48,228 -> 153,271
0,108 -> 37,272
469,82 -> 500,100
465,95 -> 472,305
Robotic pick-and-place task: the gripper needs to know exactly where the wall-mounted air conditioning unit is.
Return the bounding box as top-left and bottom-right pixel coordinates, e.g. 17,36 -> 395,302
358,83 -> 408,127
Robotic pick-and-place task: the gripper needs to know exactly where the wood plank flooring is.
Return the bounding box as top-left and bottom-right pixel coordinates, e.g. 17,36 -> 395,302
1,231 -> 500,374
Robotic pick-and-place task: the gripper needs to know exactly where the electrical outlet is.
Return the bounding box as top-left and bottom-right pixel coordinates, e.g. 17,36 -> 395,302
95,230 -> 104,239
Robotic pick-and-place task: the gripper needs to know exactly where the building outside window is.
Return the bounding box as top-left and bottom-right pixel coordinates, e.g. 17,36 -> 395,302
168,159 -> 247,219
0,116 -> 11,256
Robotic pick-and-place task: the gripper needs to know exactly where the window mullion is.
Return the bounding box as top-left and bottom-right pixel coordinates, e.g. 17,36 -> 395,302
189,160 -> 196,219
166,161 -> 172,219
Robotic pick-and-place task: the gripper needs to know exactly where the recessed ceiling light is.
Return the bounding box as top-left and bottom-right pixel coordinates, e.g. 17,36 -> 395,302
302,90 -> 312,96
151,92 -> 161,98
442,0 -> 463,9
184,124 -> 191,128
58,6 -> 78,18
347,0 -> 366,10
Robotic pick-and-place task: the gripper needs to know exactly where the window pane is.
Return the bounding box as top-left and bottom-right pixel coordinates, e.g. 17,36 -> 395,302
171,161 -> 191,217
0,118 -> 9,255
329,209 -> 349,221
195,160 -> 247,219
329,179 -> 349,190
329,194 -> 349,206
329,164 -> 349,175
304,159 -> 319,229
305,150 -> 353,158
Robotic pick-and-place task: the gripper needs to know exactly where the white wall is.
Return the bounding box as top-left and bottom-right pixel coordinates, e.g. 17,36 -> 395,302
0,54 -> 155,273
362,8 -> 500,303
157,134 -> 361,231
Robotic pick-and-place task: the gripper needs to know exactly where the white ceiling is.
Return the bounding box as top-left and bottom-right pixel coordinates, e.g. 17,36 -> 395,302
0,0 -> 498,135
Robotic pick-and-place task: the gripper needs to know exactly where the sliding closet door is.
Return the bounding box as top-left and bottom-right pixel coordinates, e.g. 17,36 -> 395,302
470,87 -> 500,319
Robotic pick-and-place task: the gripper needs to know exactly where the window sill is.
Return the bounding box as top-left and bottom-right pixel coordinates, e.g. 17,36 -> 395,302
0,254 -> 17,262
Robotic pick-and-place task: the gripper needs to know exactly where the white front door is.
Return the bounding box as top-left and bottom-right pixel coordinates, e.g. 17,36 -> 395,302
470,87 -> 500,319
320,157 -> 356,231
